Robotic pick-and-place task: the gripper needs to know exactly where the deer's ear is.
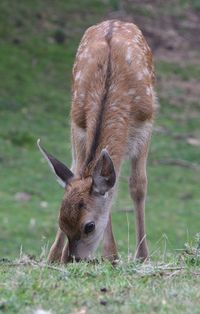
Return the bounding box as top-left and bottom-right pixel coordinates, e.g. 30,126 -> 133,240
37,139 -> 74,188
92,149 -> 116,195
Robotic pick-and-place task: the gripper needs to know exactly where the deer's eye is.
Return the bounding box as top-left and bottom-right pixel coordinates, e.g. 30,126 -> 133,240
84,221 -> 95,234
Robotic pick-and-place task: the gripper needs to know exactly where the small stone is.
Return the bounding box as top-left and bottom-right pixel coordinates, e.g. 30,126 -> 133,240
34,309 -> 52,314
29,218 -> 36,228
187,137 -> 200,147
162,299 -> 167,305
40,201 -> 48,208
74,308 -> 87,314
14,192 -> 31,202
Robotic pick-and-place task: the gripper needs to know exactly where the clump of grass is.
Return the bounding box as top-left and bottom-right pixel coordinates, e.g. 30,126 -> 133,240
1,235 -> 200,314
156,61 -> 200,81
2,130 -> 35,147
179,233 -> 200,266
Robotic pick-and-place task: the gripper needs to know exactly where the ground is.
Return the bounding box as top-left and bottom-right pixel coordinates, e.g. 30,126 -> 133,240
0,1 -> 200,313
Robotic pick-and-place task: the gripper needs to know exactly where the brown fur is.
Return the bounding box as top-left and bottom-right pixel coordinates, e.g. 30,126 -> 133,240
47,20 -> 156,263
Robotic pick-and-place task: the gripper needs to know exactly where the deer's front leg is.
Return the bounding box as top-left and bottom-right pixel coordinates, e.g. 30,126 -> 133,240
61,242 -> 71,263
102,214 -> 118,262
48,228 -> 66,263
129,151 -> 149,262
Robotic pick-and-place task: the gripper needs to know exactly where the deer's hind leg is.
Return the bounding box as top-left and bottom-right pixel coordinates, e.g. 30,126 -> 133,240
128,122 -> 153,262
102,213 -> 118,263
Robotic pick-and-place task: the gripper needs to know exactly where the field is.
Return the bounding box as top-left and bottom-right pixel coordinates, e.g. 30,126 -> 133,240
0,1 -> 200,313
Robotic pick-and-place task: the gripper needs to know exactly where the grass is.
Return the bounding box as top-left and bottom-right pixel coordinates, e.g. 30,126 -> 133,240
1,237 -> 200,314
156,61 -> 200,81
0,0 -> 200,313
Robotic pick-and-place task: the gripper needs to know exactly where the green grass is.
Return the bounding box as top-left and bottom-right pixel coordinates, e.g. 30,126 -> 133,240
1,241 -> 200,314
156,61 -> 200,81
0,0 -> 200,313
1,265 -> 200,313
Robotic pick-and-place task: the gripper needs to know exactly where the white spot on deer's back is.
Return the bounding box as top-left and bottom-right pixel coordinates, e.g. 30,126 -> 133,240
137,72 -> 144,81
75,71 -> 82,81
114,20 -> 121,27
135,96 -> 141,101
118,116 -> 126,123
80,92 -> 85,99
143,68 -> 150,77
128,88 -> 136,96
111,106 -> 118,112
79,49 -> 90,60
109,84 -> 117,93
73,90 -> 77,99
106,123 -> 116,129
132,36 -> 140,44
146,86 -> 152,96
126,47 -> 132,64
110,101 -> 118,107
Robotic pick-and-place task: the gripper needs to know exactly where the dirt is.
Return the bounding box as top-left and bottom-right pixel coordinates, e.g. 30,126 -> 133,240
106,1 -> 200,115
158,78 -> 200,106
106,1 -> 200,63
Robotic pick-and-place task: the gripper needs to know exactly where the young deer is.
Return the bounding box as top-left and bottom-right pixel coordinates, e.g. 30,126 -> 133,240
38,20 -> 156,263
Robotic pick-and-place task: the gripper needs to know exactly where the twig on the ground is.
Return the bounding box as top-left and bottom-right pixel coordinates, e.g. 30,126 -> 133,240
40,263 -> 68,274
191,272 -> 200,276
2,257 -> 199,279
167,269 -> 183,278
134,265 -> 185,278
1,259 -> 68,274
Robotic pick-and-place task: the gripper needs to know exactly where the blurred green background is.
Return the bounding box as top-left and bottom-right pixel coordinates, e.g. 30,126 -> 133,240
0,0 -> 199,260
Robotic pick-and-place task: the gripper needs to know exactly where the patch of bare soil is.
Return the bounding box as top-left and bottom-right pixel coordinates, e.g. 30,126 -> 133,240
158,78 -> 200,105
106,1 -> 200,63
106,0 -> 200,120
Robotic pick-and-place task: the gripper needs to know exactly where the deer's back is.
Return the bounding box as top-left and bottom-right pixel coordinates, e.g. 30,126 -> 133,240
71,20 -> 156,167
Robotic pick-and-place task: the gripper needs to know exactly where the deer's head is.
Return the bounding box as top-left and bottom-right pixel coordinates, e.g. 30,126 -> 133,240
37,140 -> 116,261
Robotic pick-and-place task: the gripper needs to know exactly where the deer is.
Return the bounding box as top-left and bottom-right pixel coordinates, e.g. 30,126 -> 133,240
37,20 -> 156,264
